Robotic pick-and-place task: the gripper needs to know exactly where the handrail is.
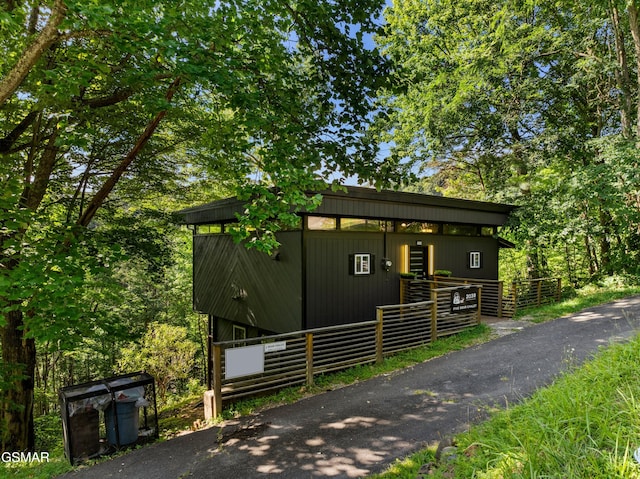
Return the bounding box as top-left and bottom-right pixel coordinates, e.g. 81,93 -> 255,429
431,284 -> 482,293
211,320 -> 380,348
376,300 -> 432,311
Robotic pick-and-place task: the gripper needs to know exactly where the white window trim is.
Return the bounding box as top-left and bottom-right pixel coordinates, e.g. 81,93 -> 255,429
469,251 -> 482,269
354,253 -> 371,275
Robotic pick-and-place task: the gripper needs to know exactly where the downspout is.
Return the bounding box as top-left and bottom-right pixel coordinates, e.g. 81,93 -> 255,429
301,216 -> 307,330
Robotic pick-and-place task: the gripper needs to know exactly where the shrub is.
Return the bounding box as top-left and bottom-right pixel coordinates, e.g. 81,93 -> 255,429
118,323 -> 197,403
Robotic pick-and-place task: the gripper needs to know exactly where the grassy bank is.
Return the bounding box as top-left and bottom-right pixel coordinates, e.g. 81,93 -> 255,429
419,333 -> 640,478
515,280 -> 640,323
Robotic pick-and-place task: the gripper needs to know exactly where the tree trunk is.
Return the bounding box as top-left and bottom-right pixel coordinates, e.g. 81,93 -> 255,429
610,0 -> 634,138
585,234 -> 599,276
0,76 -> 180,453
599,208 -> 614,275
526,244 -> 542,279
1,309 -> 36,452
627,1 -> 640,138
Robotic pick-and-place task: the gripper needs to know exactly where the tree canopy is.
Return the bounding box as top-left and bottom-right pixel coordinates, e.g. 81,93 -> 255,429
377,0 -> 640,281
0,0 -> 394,451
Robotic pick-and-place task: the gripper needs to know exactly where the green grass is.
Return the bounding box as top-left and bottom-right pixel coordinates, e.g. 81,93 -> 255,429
515,281 -> 640,323
426,334 -> 640,478
1,449 -> 72,479
368,449 -> 438,479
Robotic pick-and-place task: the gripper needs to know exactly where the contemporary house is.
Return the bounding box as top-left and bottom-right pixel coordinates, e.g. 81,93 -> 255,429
179,187 -> 515,342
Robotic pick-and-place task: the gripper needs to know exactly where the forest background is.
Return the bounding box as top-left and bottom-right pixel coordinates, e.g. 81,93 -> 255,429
3,0 -> 640,455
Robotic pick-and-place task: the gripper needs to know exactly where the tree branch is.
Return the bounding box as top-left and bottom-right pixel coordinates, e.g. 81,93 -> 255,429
0,110 -> 39,154
0,0 -> 67,108
77,77 -> 182,227
627,1 -> 640,139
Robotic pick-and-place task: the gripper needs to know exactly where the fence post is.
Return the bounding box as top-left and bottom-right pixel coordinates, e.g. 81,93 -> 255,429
556,278 -> 562,301
204,344 -> 222,421
306,333 -> 314,386
497,281 -> 504,318
477,287 -> 482,325
511,281 -> 518,313
375,308 -> 384,364
430,289 -> 438,341
536,280 -> 542,306
399,280 -> 406,305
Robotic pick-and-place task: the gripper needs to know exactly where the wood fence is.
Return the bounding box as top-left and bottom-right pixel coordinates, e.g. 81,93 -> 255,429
510,277 -> 562,310
204,285 -> 482,419
402,276 -> 562,318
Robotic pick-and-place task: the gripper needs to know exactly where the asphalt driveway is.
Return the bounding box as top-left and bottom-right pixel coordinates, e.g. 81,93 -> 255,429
61,296 -> 640,478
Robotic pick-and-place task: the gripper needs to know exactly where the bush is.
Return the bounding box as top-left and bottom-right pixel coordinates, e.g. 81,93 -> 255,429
118,323 -> 198,404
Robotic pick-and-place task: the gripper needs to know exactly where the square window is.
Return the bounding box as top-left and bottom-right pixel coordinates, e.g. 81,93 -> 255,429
354,253 -> 371,275
469,251 -> 482,269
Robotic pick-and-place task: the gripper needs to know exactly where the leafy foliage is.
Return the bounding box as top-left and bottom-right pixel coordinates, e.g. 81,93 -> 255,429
1,0 -> 398,450
118,323 -> 198,403
378,0 -> 640,282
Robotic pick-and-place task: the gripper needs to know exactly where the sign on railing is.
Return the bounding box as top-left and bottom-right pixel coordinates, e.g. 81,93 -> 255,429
450,287 -> 479,313
225,345 -> 264,379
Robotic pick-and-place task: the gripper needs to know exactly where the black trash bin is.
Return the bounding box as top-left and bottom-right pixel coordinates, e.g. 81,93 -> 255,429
59,382 -> 110,464
59,372 -> 158,464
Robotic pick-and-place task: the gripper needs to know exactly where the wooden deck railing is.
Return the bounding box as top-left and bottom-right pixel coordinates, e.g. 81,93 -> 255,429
204,287 -> 482,419
434,277 -> 505,317
403,276 -> 562,318
510,277 -> 562,310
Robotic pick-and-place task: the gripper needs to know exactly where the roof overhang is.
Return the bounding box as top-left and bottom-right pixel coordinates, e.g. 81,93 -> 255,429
497,236 -> 516,248
177,186 -> 516,227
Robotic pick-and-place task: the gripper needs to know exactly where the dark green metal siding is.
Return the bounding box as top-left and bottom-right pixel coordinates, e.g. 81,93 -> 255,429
183,187 -> 513,340
304,231 -> 398,328
436,236 -> 498,279
193,232 -> 302,333
386,234 -> 499,279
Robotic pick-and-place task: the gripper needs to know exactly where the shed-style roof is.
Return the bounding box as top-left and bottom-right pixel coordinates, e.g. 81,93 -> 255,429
178,186 -> 516,226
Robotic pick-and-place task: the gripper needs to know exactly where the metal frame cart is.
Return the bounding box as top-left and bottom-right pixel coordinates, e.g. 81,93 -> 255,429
59,371 -> 158,465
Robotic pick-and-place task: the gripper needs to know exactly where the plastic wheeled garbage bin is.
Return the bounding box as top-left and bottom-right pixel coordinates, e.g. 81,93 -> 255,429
105,398 -> 139,446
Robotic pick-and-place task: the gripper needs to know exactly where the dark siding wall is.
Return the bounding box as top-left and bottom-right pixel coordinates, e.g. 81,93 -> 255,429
303,232 -> 500,329
304,232 -> 398,328
387,234 -> 499,280
435,236 -> 498,279
193,232 -> 302,333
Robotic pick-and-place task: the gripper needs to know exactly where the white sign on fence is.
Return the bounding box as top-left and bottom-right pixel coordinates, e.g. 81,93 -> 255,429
225,344 -> 265,379
263,341 -> 286,353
